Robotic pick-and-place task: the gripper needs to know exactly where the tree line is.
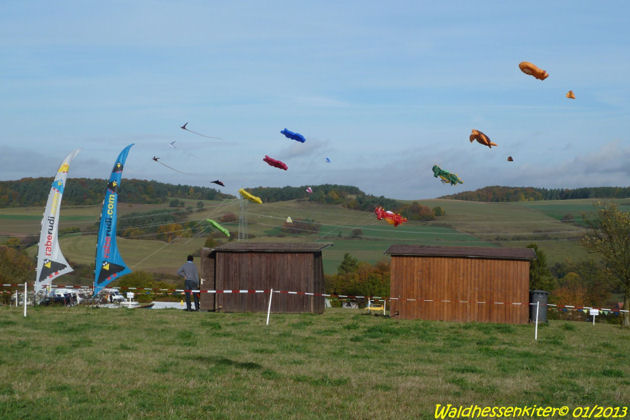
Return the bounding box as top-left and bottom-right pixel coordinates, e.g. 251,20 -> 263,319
441,186 -> 630,202
0,178 -> 233,208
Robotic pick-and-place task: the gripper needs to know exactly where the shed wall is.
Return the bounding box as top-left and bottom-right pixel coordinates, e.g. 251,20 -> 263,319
214,252 -> 324,313
199,248 -> 216,311
389,256 -> 529,323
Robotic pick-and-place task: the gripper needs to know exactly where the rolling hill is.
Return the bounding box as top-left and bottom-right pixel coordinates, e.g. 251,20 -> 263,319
2,193 -> 617,278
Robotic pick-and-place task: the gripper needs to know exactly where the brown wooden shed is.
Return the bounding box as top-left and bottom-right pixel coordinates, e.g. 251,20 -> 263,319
386,245 -> 536,324
199,242 -> 331,313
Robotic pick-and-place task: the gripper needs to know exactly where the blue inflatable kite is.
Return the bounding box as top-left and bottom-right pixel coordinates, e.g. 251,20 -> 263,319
281,128 -> 306,143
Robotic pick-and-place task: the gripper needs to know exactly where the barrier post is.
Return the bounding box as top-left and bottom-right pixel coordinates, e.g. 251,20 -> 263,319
534,301 -> 539,341
266,288 -> 273,326
590,308 -> 599,325
23,282 -> 27,318
383,299 -> 386,316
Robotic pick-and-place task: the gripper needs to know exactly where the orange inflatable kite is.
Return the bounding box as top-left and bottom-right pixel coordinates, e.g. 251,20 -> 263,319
519,62 -> 548,80
566,90 -> 575,99
470,129 -> 497,148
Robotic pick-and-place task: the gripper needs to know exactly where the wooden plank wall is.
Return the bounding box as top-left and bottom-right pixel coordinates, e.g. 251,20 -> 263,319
389,256 -> 529,323
199,248 -> 216,311
215,252 -> 324,313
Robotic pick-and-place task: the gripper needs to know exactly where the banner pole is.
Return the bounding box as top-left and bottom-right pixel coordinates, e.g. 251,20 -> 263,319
266,288 -> 273,326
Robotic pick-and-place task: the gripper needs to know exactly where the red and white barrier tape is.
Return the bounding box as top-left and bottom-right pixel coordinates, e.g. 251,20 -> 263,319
2,283 -> 628,313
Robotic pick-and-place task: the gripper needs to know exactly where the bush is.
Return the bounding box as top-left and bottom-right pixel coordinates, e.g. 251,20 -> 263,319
326,256 -> 390,298
220,213 -> 238,223
432,206 -> 446,217
350,229 -> 363,239
282,219 -> 320,235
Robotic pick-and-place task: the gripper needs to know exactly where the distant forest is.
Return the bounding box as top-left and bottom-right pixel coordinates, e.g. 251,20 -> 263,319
0,178 -> 233,208
1,179 -> 444,221
246,184 -> 400,211
440,186 -> 630,202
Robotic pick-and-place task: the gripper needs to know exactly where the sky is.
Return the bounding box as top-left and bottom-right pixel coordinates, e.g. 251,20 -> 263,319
1,1 -> 629,200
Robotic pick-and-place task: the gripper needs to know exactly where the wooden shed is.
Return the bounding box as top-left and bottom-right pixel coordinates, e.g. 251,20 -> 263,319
386,245 -> 536,324
199,242 -> 331,313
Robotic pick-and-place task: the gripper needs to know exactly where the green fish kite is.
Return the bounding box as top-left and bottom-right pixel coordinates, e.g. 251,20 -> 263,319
432,165 -> 463,186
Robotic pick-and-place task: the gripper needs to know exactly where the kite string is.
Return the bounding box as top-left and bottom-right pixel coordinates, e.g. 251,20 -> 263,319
130,221 -> 212,269
157,160 -> 190,175
128,198 -> 236,269
184,127 -> 223,140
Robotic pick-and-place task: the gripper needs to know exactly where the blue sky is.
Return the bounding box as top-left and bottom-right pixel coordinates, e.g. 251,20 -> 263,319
1,1 -> 629,199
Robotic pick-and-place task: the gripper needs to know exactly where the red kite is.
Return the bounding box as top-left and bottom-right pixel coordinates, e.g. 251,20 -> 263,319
374,206 -> 407,227
263,155 -> 288,171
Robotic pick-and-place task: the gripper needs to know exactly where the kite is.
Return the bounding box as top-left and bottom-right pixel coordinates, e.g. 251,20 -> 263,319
211,180 -> 225,187
169,141 -> 176,149
263,155 -> 288,170
286,216 -> 293,224
280,128 -> 306,143
180,122 -> 223,140
207,219 -> 230,237
374,206 -> 407,227
518,61 -> 548,80
152,156 -> 159,161
305,187 -> 313,194
432,165 -> 463,186
239,188 -> 263,204
470,129 -> 497,148
566,90 -> 575,99
325,157 -> 331,163
507,156 -> 514,162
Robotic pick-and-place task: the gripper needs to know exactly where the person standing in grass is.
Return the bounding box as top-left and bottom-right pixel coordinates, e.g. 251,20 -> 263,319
177,255 -> 200,311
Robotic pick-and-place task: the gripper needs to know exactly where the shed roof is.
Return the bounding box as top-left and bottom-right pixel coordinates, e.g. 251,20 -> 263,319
385,245 -> 536,261
211,242 -> 332,253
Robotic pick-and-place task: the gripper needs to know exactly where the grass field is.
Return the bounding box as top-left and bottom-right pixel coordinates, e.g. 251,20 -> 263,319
1,306 -> 629,419
0,203 -> 170,236
1,197 -> 621,277
520,198 -> 630,226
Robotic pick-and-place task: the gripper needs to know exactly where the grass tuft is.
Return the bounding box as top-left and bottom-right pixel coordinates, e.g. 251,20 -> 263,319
450,365 -> 484,374
601,368 -> 624,378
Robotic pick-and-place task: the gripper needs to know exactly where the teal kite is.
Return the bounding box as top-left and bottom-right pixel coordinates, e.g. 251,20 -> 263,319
432,165 -> 463,186
207,219 -> 230,237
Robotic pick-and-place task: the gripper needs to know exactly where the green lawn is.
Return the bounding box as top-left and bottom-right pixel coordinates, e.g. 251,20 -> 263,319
1,307 -> 628,419
520,198 -> 630,226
